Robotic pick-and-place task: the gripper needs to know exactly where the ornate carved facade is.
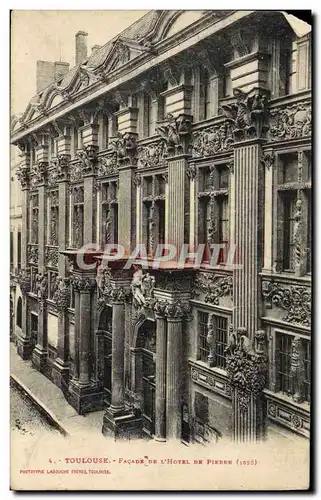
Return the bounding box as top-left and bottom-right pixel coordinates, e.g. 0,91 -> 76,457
11,10 -> 311,445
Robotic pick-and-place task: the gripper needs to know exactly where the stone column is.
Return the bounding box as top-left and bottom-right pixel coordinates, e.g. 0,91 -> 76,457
16,149 -> 31,359
68,272 -> 99,414
52,147 -> 71,386
167,155 -> 188,251
32,158 -> 49,372
110,296 -> 126,412
102,271 -> 141,440
166,308 -> 183,440
154,305 -> 167,442
52,278 -> 70,388
79,287 -> 91,386
233,141 -> 265,335
231,131 -> 267,442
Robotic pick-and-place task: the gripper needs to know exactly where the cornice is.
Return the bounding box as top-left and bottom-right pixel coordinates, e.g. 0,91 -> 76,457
11,10 -> 254,144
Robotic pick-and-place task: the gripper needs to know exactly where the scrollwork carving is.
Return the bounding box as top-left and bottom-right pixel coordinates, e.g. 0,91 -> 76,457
137,140 -> 168,169
269,101 -> 311,141
192,122 -> 234,158
226,327 -> 267,413
195,273 -> 233,304
262,280 -> 311,327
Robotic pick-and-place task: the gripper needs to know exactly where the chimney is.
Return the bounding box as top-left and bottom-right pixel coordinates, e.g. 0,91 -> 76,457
36,61 -> 55,92
91,44 -> 101,54
75,31 -> 88,65
36,60 -> 70,93
54,61 -> 70,82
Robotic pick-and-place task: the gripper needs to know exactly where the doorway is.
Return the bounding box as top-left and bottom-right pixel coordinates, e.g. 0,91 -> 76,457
137,319 -> 156,437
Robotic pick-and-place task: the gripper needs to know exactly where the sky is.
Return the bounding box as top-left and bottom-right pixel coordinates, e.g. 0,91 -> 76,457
11,10 -> 148,116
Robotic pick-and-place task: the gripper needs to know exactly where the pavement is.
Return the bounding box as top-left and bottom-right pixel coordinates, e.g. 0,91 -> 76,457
10,343 -> 104,437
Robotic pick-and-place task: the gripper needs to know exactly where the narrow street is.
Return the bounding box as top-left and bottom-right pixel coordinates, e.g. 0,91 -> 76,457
10,380 -> 62,438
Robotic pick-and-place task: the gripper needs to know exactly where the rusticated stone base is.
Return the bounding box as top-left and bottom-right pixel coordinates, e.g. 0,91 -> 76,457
102,407 -> 142,440
51,358 -> 70,389
32,345 -> 48,374
16,336 -> 33,360
67,379 -> 105,415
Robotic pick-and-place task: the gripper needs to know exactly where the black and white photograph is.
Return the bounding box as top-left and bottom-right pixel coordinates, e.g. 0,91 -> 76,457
9,8 -> 312,491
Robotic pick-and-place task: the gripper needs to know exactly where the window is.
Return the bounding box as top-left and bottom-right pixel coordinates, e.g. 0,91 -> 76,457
17,231 -> 21,270
49,190 -> 59,246
307,190 -> 311,273
214,316 -> 228,369
10,232 -> 13,269
48,271 -> 58,300
16,297 -> 22,328
198,312 -> 210,362
302,339 -> 310,403
276,332 -> 310,404
197,312 -> 228,368
147,95 -> 156,137
277,151 -> 311,275
72,187 -> 84,248
101,181 -> 119,247
282,192 -> 296,271
30,193 -> 39,244
142,174 -> 166,257
201,69 -> 212,120
197,165 -> 230,262
276,333 -> 292,396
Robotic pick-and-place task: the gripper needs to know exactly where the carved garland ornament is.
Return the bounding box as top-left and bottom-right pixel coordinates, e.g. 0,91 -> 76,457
269,101 -> 311,142
262,280 -> 311,327
137,140 -> 168,169
53,277 -> 70,313
195,273 -> 233,304
192,122 -> 234,158
18,268 -> 31,295
225,327 -> 268,413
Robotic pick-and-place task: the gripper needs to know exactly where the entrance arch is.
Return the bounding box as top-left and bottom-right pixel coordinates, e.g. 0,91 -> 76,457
132,317 -> 156,438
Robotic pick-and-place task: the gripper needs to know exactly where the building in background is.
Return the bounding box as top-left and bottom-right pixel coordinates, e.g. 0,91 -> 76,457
10,141 -> 23,342
11,11 -> 311,445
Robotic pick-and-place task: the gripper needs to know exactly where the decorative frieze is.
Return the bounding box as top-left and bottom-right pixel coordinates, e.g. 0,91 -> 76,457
137,140 -> 168,169
157,113 -> 192,155
194,272 -> 233,304
96,267 -> 128,305
71,275 -> 97,292
190,361 -> 231,399
192,121 -> 234,158
27,244 -> 38,265
266,392 -> 310,438
221,88 -> 269,141
97,153 -> 118,177
154,299 -> 191,320
53,277 -> 70,313
261,279 -> 311,327
269,100 -> 311,142
226,327 -> 267,413
18,268 -> 31,295
45,246 -> 59,268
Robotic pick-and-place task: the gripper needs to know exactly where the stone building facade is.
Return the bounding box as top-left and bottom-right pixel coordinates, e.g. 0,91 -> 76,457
11,10 -> 311,444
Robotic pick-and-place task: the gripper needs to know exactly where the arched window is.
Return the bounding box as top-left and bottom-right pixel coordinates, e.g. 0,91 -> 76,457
16,297 -> 22,329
